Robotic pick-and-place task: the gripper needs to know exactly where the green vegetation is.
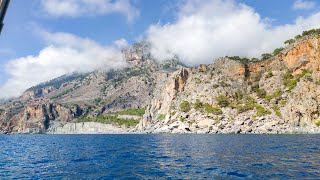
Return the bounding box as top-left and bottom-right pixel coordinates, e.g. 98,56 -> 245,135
285,79 -> 298,91
255,88 -> 267,99
235,95 -> 257,113
273,106 -> 282,118
27,73 -> 88,92
50,89 -> 73,100
112,109 -> 146,116
301,28 -> 320,36
227,56 -> 252,64
284,28 -> 320,45
295,34 -> 302,39
100,85 -> 107,93
76,116 -> 139,127
215,95 -> 230,108
283,70 -> 297,91
261,53 -> 272,60
94,97 -> 102,104
272,47 -> 284,56
226,56 -> 261,64
280,100 -> 287,106
265,89 -> 283,102
190,99 -> 222,115
297,69 -> 313,79
0,108 -> 4,115
266,70 -> 274,78
126,67 -> 150,77
180,117 -> 186,122
204,103 -> 222,115
256,105 -> 272,117
283,69 -> 312,92
180,101 -> 191,112
315,121 -> 320,127
284,39 -> 295,45
157,114 -> 166,121
225,29 -> 320,66
193,99 -> 204,110
237,104 -> 256,113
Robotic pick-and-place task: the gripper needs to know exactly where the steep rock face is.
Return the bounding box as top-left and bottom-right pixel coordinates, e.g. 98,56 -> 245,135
282,79 -> 320,127
213,58 -> 246,79
281,37 -> 320,73
157,68 -> 189,110
136,68 -> 188,130
8,102 -> 74,133
135,36 -> 320,134
50,122 -> 127,134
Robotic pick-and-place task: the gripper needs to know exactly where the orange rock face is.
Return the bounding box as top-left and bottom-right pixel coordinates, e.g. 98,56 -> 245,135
281,37 -> 320,74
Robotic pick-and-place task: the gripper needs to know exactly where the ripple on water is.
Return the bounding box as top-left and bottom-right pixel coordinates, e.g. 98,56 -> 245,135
0,134 -> 319,179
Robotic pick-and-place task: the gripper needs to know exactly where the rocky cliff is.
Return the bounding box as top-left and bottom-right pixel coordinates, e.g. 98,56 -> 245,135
1,33 -> 320,134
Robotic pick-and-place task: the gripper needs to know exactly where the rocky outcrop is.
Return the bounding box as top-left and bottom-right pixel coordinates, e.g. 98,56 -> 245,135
7,102 -> 74,133
22,86 -> 57,99
282,78 -> 320,127
281,36 -> 320,74
135,35 -> 320,134
49,122 -> 127,134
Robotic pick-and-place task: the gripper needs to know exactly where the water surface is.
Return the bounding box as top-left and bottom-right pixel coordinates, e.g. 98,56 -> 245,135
0,134 -> 319,179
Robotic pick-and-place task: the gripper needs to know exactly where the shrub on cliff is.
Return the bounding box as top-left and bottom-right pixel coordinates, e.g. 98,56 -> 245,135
193,99 -> 204,110
215,95 -> 230,108
204,103 -> 222,115
255,88 -> 266,99
273,47 -> 284,56
113,109 -> 146,116
157,114 -> 166,120
284,39 -> 295,45
180,101 -> 191,112
256,105 -> 272,117
261,53 -> 272,60
237,104 -> 255,113
265,89 -> 283,102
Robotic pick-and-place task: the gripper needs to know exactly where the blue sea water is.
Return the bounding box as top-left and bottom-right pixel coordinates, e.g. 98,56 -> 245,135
0,134 -> 319,179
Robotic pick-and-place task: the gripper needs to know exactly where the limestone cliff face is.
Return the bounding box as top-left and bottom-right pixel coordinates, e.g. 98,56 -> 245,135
136,36 -> 320,134
22,86 -> 57,99
8,102 -> 74,133
282,79 -> 320,127
247,58 -> 286,81
154,68 -> 190,114
50,122 -> 127,134
281,36 -> 320,74
213,58 -> 246,79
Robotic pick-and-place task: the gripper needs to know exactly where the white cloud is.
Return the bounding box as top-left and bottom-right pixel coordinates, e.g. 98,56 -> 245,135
146,0 -> 320,66
114,38 -> 129,49
0,31 -> 127,99
40,0 -> 140,22
293,0 -> 316,10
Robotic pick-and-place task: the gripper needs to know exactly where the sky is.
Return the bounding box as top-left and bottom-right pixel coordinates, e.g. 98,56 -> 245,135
0,0 -> 320,99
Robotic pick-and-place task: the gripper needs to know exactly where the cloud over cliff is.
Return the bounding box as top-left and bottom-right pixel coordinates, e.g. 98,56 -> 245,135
147,0 -> 320,66
0,31 -> 127,99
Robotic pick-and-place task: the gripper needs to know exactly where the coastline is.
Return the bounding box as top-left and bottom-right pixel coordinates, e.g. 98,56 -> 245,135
3,122 -> 319,135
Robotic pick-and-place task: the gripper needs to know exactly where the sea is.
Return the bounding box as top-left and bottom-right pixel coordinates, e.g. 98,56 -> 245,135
0,134 -> 319,179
